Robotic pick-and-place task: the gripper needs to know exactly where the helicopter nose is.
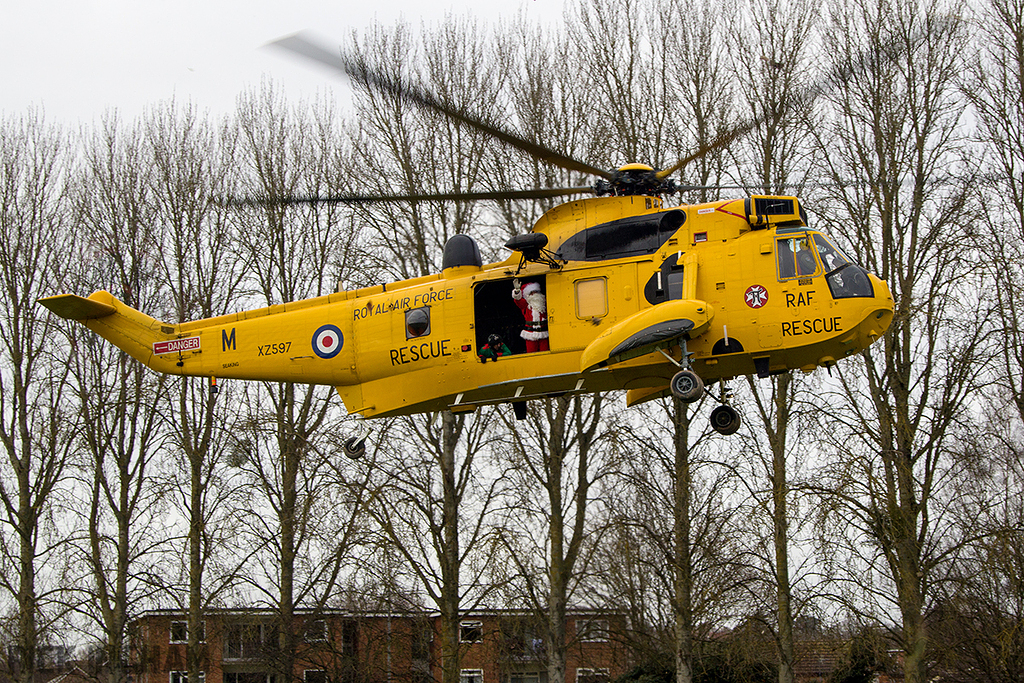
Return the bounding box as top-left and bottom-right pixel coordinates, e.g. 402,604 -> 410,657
864,274 -> 894,343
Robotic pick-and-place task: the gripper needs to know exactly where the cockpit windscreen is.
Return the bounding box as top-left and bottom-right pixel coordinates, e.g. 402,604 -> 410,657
813,234 -> 874,299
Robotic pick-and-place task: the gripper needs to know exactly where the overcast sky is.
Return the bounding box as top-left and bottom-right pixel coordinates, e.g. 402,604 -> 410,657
1,0 -> 565,126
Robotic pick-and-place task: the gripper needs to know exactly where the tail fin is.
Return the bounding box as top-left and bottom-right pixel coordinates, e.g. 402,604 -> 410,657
39,291 -> 183,373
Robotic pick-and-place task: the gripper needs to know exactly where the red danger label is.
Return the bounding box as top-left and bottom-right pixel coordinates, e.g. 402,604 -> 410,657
153,337 -> 201,355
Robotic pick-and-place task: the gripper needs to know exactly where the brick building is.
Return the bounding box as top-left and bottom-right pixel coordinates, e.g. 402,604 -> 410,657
128,609 -> 628,683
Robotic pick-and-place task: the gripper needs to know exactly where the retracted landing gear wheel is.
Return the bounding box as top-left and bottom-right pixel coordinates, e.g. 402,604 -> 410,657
670,369 -> 704,403
710,404 -> 741,435
343,437 -> 366,459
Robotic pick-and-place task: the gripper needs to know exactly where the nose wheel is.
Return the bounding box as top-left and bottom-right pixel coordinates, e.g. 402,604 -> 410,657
709,381 -> 741,435
710,404 -> 741,435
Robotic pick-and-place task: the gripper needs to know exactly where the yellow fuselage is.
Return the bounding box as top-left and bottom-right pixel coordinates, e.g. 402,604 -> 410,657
48,195 -> 893,418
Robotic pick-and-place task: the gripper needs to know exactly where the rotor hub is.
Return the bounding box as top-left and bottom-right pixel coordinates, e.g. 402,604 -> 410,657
593,163 -> 678,197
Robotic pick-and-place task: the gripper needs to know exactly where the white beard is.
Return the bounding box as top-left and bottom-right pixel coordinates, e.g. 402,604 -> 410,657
526,292 -> 546,314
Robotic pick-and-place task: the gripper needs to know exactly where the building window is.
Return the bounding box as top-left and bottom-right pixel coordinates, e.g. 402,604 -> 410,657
170,672 -> 206,683
304,619 -> 328,642
340,619 -> 357,656
224,674 -> 275,683
224,623 -> 272,660
411,625 -> 432,661
460,621 -> 483,643
576,669 -> 609,683
304,671 -> 326,683
510,675 -> 542,683
170,621 -> 205,644
459,670 -> 483,683
576,619 -> 609,642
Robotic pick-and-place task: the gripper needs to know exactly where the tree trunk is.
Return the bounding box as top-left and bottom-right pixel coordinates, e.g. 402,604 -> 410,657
673,399 -> 693,683
772,375 -> 795,683
440,410 -> 461,683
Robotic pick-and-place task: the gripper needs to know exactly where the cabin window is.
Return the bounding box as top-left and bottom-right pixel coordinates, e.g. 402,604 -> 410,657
556,210 -> 685,262
644,253 -> 685,305
813,234 -> 875,299
812,233 -> 850,272
575,278 -> 608,319
776,235 -> 818,279
406,306 -> 431,339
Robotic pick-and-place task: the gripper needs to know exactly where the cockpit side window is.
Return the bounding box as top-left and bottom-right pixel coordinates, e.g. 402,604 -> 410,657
776,235 -> 818,280
812,234 -> 850,273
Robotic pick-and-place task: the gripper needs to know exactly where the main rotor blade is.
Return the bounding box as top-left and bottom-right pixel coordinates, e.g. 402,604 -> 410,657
268,32 -> 613,180
657,122 -> 759,181
233,186 -> 596,207
656,23 -> 933,182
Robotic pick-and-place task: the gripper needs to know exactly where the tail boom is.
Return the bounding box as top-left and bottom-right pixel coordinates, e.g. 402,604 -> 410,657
39,290 -> 359,386
39,291 -> 189,374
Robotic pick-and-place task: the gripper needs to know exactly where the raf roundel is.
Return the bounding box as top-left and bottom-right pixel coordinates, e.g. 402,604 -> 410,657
312,324 -> 344,359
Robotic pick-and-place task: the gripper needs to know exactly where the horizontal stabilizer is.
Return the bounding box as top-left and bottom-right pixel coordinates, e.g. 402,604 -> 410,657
38,294 -> 116,320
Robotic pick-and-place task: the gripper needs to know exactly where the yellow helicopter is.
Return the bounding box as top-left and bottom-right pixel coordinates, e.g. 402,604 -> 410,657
39,35 -> 893,454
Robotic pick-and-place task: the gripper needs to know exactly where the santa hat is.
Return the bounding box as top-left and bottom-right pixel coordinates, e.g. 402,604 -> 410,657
523,282 -> 542,296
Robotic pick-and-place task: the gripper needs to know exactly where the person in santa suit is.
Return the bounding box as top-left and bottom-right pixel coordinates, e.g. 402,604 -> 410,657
512,278 -> 549,352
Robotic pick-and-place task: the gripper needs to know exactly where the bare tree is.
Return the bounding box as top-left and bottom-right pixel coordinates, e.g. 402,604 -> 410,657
727,0 -> 819,194
345,19 -> 508,279
568,0 -> 680,168
69,113 -> 171,683
738,375 -> 817,683
724,1 -> 820,679
147,101 -> 247,683
0,112 -> 77,683
339,21 -> 515,683
598,400 -> 748,683
484,22 -> 607,239
966,0 -> 1024,426
928,424 -> 1024,682
230,86 -> 368,683
661,0 -> 737,200
808,2 -> 980,680
364,411 -> 505,683
496,396 -> 617,683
